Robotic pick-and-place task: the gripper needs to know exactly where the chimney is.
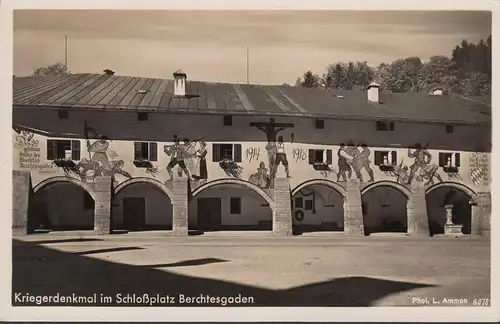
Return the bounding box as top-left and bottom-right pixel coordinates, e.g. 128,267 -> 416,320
103,69 -> 115,76
367,81 -> 380,103
173,69 -> 187,97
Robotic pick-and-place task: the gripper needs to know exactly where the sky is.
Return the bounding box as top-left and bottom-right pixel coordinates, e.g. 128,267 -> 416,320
13,10 -> 491,85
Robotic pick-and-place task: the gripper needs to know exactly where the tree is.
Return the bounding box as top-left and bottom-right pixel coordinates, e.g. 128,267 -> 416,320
321,61 -> 374,90
376,57 -> 423,92
416,55 -> 457,92
299,70 -> 321,88
32,62 -> 70,77
294,35 -> 491,96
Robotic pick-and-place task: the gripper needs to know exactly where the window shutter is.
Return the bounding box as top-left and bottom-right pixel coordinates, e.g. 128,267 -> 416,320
374,151 -> 383,165
438,153 -> 446,167
454,153 -> 461,167
308,149 -> 315,165
71,140 -> 81,161
134,142 -> 142,160
391,151 -> 397,165
233,144 -> 242,162
212,144 -> 221,162
149,142 -> 158,161
47,140 -> 57,160
326,149 -> 333,164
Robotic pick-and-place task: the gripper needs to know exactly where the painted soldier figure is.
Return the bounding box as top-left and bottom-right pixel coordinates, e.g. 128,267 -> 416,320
274,136 -> 291,178
87,135 -> 112,171
337,143 -> 353,182
165,136 -> 194,180
351,142 -> 375,183
407,142 -> 432,184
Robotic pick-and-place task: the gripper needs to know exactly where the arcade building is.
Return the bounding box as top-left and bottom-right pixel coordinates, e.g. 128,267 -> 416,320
12,70 -> 491,237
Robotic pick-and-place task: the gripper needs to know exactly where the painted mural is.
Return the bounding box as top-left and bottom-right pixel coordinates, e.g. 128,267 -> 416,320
248,161 -> 272,189
14,129 -> 56,172
163,135 -> 207,181
219,159 -> 243,178
469,152 -> 489,186
337,142 -> 375,183
250,118 -> 294,184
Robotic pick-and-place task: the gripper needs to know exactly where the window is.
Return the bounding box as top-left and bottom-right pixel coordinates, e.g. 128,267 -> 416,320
304,200 -> 313,211
223,115 -> 233,126
138,112 -> 148,121
134,142 -> 158,161
439,152 -> 460,168
58,110 -> 69,119
294,197 -> 303,209
445,124 -> 454,134
374,150 -> 397,166
47,140 -> 81,160
308,149 -> 333,165
376,121 -> 395,131
230,197 -> 241,214
315,119 -> 325,129
83,191 -> 94,210
212,143 -> 242,162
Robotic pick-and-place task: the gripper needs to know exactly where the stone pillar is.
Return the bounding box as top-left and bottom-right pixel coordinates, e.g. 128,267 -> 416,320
471,192 -> 491,237
406,181 -> 429,236
343,181 -> 364,236
94,176 -> 112,235
272,177 -> 293,236
444,204 -> 463,236
172,177 -> 189,236
12,170 -> 31,236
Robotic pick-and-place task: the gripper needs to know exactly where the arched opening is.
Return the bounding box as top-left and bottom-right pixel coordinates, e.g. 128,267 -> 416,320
112,182 -> 173,231
190,182 -> 274,232
291,184 -> 345,235
33,182 -> 95,231
361,185 -> 409,235
426,185 -> 474,236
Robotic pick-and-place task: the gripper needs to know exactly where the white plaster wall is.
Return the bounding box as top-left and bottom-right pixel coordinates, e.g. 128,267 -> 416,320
361,187 -> 408,229
35,183 -> 94,229
292,184 -> 344,227
188,185 -> 272,227
13,108 -> 491,197
111,183 -> 173,229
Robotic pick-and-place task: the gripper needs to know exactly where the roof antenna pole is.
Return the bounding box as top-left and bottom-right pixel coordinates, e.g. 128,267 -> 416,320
64,34 -> 68,71
246,46 -> 249,85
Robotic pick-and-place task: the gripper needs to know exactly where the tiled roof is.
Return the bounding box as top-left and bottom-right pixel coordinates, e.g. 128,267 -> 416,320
13,73 -> 491,125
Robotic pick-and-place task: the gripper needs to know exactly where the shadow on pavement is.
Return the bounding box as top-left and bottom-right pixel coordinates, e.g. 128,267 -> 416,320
142,258 -> 228,268
12,239 -> 433,307
24,238 -> 103,244
75,247 -> 145,256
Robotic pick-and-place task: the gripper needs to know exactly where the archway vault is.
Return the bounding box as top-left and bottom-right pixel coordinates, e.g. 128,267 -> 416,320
191,178 -> 275,211
425,181 -> 478,204
291,179 -> 347,198
113,177 -> 174,202
33,176 -> 97,202
361,180 -> 411,199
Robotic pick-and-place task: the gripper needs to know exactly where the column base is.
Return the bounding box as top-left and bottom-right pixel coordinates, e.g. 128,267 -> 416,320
444,224 -> 463,236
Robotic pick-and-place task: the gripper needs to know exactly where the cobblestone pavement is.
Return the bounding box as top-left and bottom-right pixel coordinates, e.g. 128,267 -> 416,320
12,233 -> 490,307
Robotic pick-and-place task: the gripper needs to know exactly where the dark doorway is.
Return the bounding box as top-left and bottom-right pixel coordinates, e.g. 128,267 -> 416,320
197,198 -> 222,231
123,197 -> 146,231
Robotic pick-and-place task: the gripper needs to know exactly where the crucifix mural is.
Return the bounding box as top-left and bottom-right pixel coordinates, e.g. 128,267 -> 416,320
250,118 -> 294,181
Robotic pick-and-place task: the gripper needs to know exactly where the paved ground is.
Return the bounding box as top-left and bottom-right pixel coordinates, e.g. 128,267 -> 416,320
12,232 -> 491,307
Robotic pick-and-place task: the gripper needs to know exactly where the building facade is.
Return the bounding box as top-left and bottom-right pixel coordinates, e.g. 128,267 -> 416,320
12,72 -> 492,237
